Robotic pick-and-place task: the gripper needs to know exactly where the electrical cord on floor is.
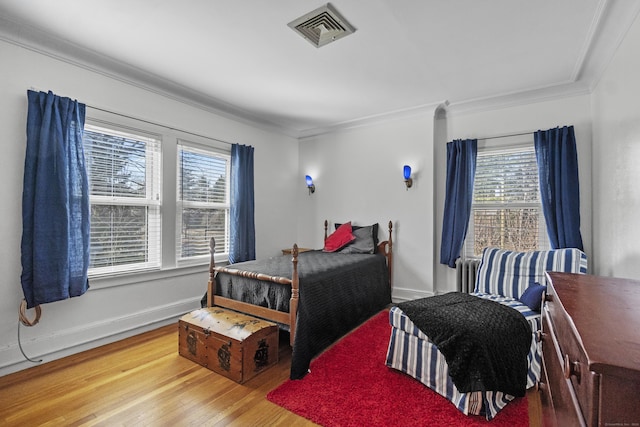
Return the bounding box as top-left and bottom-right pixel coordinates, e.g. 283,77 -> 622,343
18,299 -> 43,363
18,320 -> 43,363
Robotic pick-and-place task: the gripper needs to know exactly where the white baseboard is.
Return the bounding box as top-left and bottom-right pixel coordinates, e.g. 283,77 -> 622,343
391,287 -> 434,303
0,297 -> 201,377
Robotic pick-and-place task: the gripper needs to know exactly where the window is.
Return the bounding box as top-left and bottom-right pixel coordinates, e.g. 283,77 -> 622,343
177,141 -> 230,263
464,140 -> 549,258
84,124 -> 162,276
82,110 -> 232,282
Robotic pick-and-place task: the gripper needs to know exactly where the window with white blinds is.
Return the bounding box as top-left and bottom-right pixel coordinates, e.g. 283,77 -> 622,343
177,141 -> 230,263
464,144 -> 550,258
84,124 -> 162,275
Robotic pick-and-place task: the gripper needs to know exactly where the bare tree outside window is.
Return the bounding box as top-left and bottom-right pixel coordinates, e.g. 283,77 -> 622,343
177,143 -> 230,261
465,146 -> 549,258
84,125 -> 161,275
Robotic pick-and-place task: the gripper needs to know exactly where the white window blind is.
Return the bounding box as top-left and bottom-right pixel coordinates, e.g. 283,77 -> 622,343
177,141 -> 230,262
465,144 -> 549,258
84,124 -> 162,275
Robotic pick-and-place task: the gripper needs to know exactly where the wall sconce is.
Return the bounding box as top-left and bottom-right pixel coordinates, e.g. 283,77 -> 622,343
305,175 -> 316,194
403,165 -> 413,189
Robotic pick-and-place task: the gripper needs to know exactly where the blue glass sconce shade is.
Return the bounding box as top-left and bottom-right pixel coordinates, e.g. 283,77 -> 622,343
403,165 -> 411,180
403,165 -> 413,189
305,175 -> 315,194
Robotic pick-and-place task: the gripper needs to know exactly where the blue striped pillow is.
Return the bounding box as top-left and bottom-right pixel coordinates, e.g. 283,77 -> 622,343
473,247 -> 588,299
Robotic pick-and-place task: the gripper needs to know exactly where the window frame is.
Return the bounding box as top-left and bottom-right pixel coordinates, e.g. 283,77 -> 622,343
84,121 -> 163,277
176,140 -> 231,266
463,135 -> 550,259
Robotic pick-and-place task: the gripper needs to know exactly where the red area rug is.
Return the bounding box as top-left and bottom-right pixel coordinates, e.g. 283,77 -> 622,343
267,310 -> 529,427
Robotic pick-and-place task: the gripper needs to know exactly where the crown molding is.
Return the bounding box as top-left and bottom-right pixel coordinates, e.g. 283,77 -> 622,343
576,0 -> 640,92
2,0 -> 638,139
0,15 -> 300,138
446,80 -> 592,117
297,100 -> 449,139
448,0 -> 640,117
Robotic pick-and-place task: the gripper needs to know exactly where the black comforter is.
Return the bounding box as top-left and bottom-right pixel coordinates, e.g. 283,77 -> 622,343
215,250 -> 391,379
398,292 -> 531,397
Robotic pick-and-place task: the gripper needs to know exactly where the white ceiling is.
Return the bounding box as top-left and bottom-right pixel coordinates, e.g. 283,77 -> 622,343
1,1 -> 639,137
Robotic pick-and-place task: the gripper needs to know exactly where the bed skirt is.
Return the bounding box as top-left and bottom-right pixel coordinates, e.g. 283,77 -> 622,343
385,294 -> 541,420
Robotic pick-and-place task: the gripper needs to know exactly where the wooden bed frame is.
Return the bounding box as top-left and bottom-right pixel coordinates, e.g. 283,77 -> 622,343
207,220 -> 393,346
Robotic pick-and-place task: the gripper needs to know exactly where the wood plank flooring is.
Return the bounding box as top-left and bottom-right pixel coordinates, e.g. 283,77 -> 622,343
0,323 -> 541,426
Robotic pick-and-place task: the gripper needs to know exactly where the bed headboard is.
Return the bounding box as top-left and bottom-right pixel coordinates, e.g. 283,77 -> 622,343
323,219 -> 393,286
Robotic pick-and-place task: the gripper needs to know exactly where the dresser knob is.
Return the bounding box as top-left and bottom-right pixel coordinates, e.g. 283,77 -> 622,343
563,354 -> 581,382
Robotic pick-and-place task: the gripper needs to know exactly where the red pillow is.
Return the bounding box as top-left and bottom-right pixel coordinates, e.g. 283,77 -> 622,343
324,222 -> 355,252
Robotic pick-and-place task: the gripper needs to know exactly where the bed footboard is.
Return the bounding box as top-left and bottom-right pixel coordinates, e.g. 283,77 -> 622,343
208,239 -> 299,346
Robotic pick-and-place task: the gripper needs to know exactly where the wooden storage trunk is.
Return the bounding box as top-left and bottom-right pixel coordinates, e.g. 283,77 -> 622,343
178,307 -> 278,383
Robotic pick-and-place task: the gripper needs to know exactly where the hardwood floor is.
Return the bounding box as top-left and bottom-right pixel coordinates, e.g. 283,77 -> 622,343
0,324 -> 542,426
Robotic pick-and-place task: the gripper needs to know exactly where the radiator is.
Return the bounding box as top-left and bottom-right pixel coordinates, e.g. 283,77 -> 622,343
456,259 -> 480,293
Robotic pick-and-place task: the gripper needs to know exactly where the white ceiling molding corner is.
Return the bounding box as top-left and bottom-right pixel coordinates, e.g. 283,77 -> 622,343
576,0 -> 640,92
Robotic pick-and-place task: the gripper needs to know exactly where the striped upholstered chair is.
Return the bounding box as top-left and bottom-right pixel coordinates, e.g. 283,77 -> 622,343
386,247 -> 587,420
473,247 -> 588,300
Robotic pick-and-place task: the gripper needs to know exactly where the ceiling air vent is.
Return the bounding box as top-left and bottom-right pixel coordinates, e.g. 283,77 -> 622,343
288,3 -> 356,48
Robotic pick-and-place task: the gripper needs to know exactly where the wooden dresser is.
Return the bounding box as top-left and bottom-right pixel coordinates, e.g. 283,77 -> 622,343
540,272 -> 640,426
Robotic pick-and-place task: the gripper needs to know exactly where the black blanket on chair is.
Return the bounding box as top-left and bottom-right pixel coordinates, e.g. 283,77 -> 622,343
398,292 -> 531,397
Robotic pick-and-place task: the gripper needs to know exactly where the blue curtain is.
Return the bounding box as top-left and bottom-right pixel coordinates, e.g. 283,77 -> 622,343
440,139 -> 478,268
21,91 -> 90,309
534,126 -> 584,250
229,144 -> 256,263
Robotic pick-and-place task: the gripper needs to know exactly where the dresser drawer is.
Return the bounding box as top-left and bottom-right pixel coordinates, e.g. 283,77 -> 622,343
544,287 -> 600,425
541,312 -> 586,426
539,357 -> 557,427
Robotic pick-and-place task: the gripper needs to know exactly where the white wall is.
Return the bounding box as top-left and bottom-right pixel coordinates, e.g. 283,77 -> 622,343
0,40 -> 298,376
297,109 -> 441,301
298,94 -> 596,301
591,13 -> 640,279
